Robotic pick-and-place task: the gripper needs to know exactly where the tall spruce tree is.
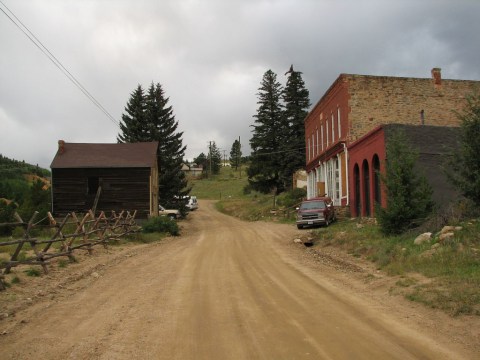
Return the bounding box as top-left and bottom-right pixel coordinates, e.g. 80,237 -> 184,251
282,67 -> 310,189
117,85 -> 148,143
229,139 -> 242,170
146,83 -> 189,206
208,141 -> 222,175
118,82 -> 189,207
248,70 -> 285,194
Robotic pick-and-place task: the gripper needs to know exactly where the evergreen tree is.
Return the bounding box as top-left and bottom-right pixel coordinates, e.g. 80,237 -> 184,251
117,85 -> 148,143
117,82 -> 189,207
18,179 -> 51,224
194,153 -> 208,173
281,67 -> 310,189
0,200 -> 17,236
377,129 -> 433,235
208,142 -> 222,175
447,93 -> 480,206
229,139 -> 242,170
146,83 -> 189,207
248,70 -> 285,194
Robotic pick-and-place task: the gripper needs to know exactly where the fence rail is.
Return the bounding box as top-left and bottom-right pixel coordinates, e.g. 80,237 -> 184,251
0,209 -> 140,290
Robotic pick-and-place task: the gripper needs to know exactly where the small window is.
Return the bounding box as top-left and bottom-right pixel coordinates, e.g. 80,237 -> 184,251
88,177 -> 99,195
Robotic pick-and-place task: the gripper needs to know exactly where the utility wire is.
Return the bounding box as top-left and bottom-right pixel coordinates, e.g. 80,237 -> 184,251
0,1 -> 120,127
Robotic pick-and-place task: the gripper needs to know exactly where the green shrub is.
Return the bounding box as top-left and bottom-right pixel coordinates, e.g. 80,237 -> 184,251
277,188 -> 307,208
142,216 -> 179,236
24,268 -> 41,277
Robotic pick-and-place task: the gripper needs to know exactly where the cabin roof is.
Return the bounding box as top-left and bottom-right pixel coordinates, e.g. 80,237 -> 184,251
50,141 -> 159,169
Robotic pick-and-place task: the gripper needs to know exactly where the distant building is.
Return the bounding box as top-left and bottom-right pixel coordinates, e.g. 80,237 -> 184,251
293,170 -> 307,190
304,68 -> 479,215
50,141 -> 159,218
181,163 -> 204,178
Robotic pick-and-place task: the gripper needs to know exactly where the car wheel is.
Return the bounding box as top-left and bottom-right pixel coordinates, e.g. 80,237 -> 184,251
297,224 -> 303,229
168,214 -> 176,220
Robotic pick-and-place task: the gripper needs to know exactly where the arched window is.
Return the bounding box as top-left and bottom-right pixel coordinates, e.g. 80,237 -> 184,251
373,154 -> 381,207
363,160 -> 370,216
354,164 -> 361,217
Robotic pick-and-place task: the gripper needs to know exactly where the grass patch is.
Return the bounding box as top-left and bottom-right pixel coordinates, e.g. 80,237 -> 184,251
24,268 -> 41,277
309,218 -> 480,316
142,216 -> 179,236
190,166 -> 248,200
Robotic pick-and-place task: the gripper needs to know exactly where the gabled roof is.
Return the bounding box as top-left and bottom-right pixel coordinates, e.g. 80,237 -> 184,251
50,141 -> 159,169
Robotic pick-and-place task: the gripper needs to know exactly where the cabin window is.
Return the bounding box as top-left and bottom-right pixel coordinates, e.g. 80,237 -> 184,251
88,177 -> 99,195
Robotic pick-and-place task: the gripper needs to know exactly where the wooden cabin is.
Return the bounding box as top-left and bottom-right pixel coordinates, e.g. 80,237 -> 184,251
50,141 -> 159,218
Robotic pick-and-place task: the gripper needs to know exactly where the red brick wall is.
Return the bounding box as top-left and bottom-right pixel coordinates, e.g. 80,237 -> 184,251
348,126 -> 386,217
305,75 -> 350,167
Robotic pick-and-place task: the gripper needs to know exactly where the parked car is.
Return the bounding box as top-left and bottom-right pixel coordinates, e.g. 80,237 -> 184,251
296,197 -> 336,229
186,196 -> 198,211
159,205 -> 180,220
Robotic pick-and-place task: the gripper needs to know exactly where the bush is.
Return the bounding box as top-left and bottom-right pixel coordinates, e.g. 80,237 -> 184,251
377,129 -> 433,235
277,188 -> 307,208
142,216 -> 179,236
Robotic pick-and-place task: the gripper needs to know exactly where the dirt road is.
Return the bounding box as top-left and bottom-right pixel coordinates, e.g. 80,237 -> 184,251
0,201 -> 477,359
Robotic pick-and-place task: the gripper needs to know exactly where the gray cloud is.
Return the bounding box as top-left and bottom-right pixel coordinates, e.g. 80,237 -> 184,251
1,0 -> 479,168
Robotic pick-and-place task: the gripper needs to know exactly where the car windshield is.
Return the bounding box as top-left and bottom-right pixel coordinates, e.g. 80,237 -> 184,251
300,201 -> 326,210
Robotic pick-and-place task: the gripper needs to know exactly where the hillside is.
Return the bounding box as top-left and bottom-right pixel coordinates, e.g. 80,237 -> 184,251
0,155 -> 50,197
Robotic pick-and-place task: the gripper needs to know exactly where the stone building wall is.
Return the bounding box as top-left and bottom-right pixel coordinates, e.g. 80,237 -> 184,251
346,70 -> 479,142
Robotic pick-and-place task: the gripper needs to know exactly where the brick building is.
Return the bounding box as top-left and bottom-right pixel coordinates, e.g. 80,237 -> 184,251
348,124 -> 460,217
304,68 -> 479,214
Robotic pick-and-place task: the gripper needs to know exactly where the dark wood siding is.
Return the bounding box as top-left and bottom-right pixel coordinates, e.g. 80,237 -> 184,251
52,167 -> 152,218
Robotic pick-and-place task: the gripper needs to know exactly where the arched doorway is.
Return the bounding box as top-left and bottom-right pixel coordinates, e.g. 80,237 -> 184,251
373,154 -> 381,210
354,164 -> 360,217
363,160 -> 370,216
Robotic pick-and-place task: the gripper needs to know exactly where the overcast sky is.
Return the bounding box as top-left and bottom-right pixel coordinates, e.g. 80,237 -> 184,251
1,0 -> 479,169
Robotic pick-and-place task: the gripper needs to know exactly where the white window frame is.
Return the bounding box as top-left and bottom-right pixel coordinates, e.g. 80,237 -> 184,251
337,107 -> 341,139
321,125 -> 324,151
326,121 -> 329,147
331,113 -> 335,142
307,138 -> 311,161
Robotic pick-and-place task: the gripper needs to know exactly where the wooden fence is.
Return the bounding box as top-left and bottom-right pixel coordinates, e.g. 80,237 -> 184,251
0,210 -> 140,290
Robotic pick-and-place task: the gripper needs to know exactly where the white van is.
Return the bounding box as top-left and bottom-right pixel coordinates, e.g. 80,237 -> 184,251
186,196 -> 198,211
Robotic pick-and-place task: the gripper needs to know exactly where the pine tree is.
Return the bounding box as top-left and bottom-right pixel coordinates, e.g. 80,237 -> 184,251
447,93 -> 480,206
117,85 -> 148,143
229,139 -> 242,170
146,83 -> 189,207
194,153 -> 208,173
117,82 -> 189,207
248,70 -> 285,194
208,142 -> 222,175
377,129 -> 433,235
281,67 -> 310,189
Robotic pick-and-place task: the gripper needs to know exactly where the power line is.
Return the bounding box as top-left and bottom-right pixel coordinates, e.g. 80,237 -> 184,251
0,1 -> 120,127
251,146 -> 307,157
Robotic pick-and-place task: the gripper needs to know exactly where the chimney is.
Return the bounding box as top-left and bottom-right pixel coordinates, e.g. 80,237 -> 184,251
431,67 -> 442,87
58,140 -> 65,154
